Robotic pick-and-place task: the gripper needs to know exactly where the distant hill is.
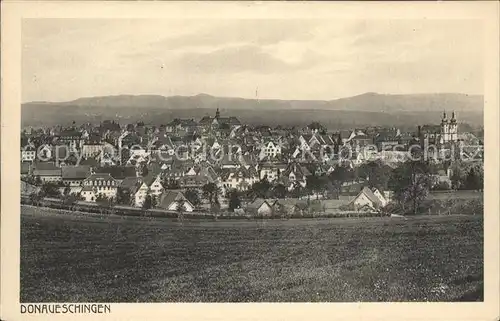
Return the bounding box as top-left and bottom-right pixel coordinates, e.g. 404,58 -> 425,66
22,92 -> 483,129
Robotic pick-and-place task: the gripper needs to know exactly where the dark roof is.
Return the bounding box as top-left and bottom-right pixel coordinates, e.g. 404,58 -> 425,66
80,157 -> 99,166
120,176 -> 143,188
59,130 -> 82,137
62,165 -> 92,180
21,162 -> 31,175
247,198 -> 271,210
158,191 -> 192,209
94,166 -> 136,180
34,162 -> 59,170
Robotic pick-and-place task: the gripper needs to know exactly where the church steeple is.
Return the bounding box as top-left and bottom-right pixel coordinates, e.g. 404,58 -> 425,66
450,111 -> 457,123
442,111 -> 448,123
215,108 -> 220,119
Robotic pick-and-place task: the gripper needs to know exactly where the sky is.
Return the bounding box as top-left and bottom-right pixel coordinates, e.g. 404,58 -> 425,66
22,18 -> 484,103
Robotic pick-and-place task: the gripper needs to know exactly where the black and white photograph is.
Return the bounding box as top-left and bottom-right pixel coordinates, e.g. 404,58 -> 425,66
2,1 -> 499,320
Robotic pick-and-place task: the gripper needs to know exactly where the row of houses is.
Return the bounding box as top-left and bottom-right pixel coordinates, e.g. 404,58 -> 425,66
238,186 -> 389,216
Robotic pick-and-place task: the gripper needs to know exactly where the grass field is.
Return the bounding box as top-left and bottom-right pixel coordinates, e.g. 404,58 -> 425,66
20,206 -> 483,302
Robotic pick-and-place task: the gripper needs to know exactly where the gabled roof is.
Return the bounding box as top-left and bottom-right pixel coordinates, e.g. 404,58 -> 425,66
352,186 -> 382,206
143,172 -> 161,187
119,177 -> 144,195
247,198 -> 271,210
158,191 -> 193,209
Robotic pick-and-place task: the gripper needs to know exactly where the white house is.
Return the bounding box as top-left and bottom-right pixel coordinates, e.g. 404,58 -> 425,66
81,186 -> 96,202
21,145 -> 36,162
259,163 -> 287,182
371,188 -> 388,207
221,168 -> 259,193
246,198 -> 273,216
82,143 -> 104,159
82,173 -> 118,200
349,187 -> 383,211
259,140 -> 282,160
143,173 -> 164,198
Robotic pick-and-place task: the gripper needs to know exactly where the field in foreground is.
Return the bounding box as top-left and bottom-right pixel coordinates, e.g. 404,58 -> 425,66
20,206 -> 483,302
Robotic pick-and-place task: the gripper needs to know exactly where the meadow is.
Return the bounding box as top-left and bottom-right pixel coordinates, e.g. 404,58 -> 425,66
20,206 -> 483,302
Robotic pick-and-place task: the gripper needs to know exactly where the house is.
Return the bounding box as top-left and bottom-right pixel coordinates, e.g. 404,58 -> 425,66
158,191 -> 195,212
374,130 -> 401,151
119,177 -> 147,207
371,187 -> 388,207
33,162 -> 62,183
80,186 -> 97,202
281,162 -> 311,189
259,140 -> 282,160
82,173 -> 118,200
220,167 -> 259,193
178,174 -> 210,189
340,181 -> 365,196
57,129 -> 84,151
259,162 -> 287,182
349,187 -> 383,211
143,172 -> 164,198
166,118 -> 199,133
21,145 -> 36,162
94,166 -> 137,184
81,143 -> 104,159
61,165 -> 92,187
246,198 -> 273,216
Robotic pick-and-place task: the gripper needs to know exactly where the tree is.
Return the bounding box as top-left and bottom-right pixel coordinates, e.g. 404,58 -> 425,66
142,194 -> 153,210
328,165 -> 351,197
95,194 -> 115,214
273,202 -> 288,219
202,182 -> 221,207
62,193 -> 79,210
120,148 -> 131,166
63,185 -> 71,197
41,182 -> 61,198
184,188 -> 201,207
250,179 -> 272,199
116,188 -> 132,205
290,181 -> 306,199
389,161 -> 434,215
228,189 -> 241,212
29,192 -> 42,206
272,184 -> 287,199
140,163 -> 149,177
358,160 -> 391,192
176,199 -> 185,222
464,167 -> 483,191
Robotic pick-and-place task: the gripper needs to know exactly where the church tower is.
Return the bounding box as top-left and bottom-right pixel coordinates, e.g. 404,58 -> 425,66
215,107 -> 220,119
440,111 -> 449,142
449,111 -> 458,142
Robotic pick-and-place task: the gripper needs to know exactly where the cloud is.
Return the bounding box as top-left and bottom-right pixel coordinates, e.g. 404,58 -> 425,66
166,45 -> 320,74
21,19 -> 484,102
155,20 -> 318,49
